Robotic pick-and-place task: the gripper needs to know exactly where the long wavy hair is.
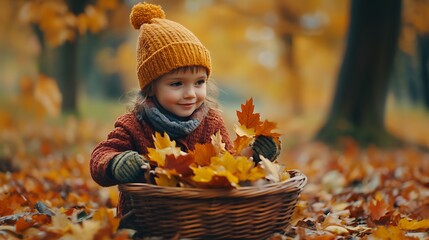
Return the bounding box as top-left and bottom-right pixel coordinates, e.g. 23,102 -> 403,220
125,66 -> 221,115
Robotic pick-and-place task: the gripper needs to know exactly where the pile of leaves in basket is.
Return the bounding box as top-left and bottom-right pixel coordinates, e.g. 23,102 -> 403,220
145,98 -> 290,189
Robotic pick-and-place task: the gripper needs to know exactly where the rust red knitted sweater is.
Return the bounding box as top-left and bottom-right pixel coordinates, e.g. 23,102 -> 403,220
90,109 -> 233,187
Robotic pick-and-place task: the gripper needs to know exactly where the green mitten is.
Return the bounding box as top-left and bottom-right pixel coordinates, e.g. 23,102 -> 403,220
110,150 -> 150,183
252,135 -> 281,163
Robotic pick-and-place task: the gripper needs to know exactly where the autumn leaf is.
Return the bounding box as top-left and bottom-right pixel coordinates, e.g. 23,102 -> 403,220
210,152 -> 264,183
234,99 -> 280,138
147,132 -> 183,166
15,214 -> 51,233
256,120 -> 281,138
191,143 -> 217,166
233,135 -> 254,157
154,172 -> 179,187
191,167 -> 238,188
210,152 -> 239,173
234,124 -> 256,137
398,218 -> 429,231
368,193 -> 393,221
210,131 -> 226,154
153,132 -> 176,150
236,98 -> 261,129
372,226 -> 406,240
259,156 -> 289,183
147,148 -> 165,166
164,154 -> 194,177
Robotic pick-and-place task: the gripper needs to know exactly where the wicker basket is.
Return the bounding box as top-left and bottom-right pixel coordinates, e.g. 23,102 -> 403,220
118,169 -> 307,240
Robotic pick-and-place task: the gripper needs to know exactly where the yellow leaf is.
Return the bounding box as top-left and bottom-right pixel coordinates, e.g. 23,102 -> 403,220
398,218 -> 429,231
211,152 -> 238,173
153,132 -> 176,150
191,167 -> 216,183
155,173 -> 179,187
248,166 -> 267,181
372,226 -> 406,240
192,167 -> 238,188
234,124 -> 256,137
147,148 -> 165,167
234,156 -> 266,182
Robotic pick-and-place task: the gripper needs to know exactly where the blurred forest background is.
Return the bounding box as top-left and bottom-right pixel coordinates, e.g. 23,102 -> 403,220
0,0 -> 428,148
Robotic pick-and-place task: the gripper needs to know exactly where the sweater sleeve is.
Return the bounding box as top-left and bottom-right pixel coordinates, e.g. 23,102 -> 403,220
90,114 -> 136,187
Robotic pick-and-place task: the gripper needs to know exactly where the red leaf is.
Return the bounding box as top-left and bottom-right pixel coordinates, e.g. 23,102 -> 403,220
164,154 -> 194,177
236,98 -> 261,129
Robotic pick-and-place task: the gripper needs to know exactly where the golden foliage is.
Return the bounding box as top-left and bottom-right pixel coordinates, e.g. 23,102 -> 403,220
18,74 -> 62,119
19,0 -> 119,47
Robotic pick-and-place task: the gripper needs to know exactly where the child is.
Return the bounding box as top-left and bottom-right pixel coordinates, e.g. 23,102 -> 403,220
90,2 -> 279,218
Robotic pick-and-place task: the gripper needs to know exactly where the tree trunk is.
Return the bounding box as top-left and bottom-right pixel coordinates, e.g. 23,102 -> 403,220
281,34 -> 303,115
315,0 -> 402,147
58,0 -> 86,114
58,41 -> 79,113
277,0 -> 303,115
418,33 -> 429,109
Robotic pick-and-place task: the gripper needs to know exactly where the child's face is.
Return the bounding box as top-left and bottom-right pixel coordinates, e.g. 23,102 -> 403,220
153,68 -> 207,117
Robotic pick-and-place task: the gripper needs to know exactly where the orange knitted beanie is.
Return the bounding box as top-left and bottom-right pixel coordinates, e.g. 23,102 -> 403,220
130,2 -> 212,90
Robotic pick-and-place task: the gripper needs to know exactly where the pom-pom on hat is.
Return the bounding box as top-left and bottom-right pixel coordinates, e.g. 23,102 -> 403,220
130,2 -> 211,90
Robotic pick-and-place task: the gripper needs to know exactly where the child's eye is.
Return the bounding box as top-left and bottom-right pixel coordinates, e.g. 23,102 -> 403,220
195,80 -> 206,86
169,81 -> 182,87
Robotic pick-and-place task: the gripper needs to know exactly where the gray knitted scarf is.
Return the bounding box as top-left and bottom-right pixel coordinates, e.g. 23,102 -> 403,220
137,97 -> 209,138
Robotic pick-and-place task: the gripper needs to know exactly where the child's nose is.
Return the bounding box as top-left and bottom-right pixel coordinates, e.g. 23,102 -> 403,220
183,86 -> 196,98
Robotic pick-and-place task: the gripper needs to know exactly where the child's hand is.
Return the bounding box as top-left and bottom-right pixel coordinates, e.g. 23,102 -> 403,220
252,135 -> 281,163
110,150 -> 151,183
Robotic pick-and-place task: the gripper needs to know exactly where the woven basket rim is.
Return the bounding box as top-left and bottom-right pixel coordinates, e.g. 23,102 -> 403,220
118,169 -> 307,199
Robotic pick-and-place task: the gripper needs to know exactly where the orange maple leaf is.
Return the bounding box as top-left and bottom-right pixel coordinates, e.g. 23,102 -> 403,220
236,98 -> 261,129
256,119 -> 281,138
191,143 -> 217,167
368,195 -> 392,221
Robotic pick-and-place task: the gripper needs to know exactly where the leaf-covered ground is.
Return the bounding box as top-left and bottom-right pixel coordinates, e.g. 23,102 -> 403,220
1,110 -> 429,239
